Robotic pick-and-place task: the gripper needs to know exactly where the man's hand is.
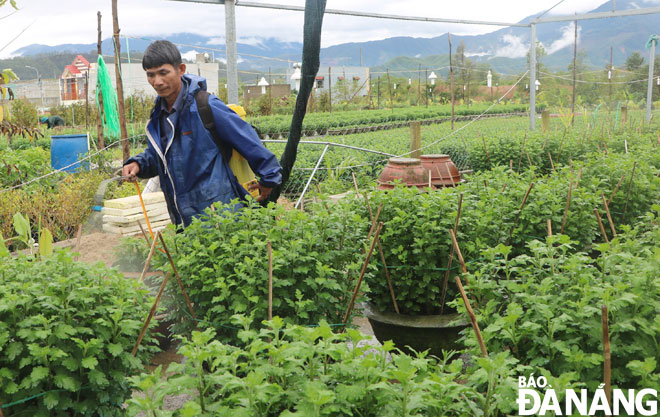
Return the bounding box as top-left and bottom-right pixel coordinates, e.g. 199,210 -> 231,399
122,162 -> 140,180
248,182 -> 273,202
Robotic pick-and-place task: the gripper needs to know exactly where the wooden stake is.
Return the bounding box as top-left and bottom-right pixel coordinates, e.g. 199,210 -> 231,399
139,231 -> 160,283
158,233 -> 196,321
509,182 -> 535,238
602,305 -> 612,415
343,222 -> 383,324
132,272 -> 171,356
315,184 -> 331,214
441,193 -> 463,314
111,0 -> 129,161
376,235 -> 400,314
509,159 -> 513,172
483,179 -> 488,188
607,173 -> 625,206
448,229 -> 467,277
548,152 -> 555,172
96,11 -> 105,150
481,135 -> 492,167
74,224 -> 83,260
136,219 -> 151,247
455,276 -> 488,357
547,218 -> 553,237
501,183 -> 507,192
595,208 -> 609,243
429,170 -> 432,188
601,193 -> 617,238
560,180 -> 574,234
624,139 -> 629,153
365,203 -> 384,245
268,241 -> 273,321
623,161 -> 637,216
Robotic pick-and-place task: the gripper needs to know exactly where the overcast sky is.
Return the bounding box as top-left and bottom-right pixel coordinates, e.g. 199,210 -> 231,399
0,0 -> 646,58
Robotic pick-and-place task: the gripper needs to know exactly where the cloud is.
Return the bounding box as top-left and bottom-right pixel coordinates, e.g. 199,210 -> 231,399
494,34 -> 528,59
207,37 -> 224,45
181,50 -> 200,62
545,22 -> 580,54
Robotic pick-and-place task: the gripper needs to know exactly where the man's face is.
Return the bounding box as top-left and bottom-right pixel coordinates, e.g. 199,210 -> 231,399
145,63 -> 186,103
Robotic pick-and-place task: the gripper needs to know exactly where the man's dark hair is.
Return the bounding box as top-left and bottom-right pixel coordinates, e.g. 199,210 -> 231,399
142,40 -> 182,70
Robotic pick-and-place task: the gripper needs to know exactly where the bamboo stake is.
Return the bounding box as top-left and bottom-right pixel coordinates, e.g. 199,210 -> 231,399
376,235 -> 399,314
354,179 -> 397,313
595,208 -> 609,243
343,222 -> 383,324
448,229 -> 468,281
547,219 -> 553,237
268,241 -> 273,321
455,276 -> 488,357
429,170 -> 432,188
623,161 -> 637,216
73,224 -> 83,260
517,133 -> 527,173
607,174 -> 626,206
158,233 -> 196,321
548,152 -> 555,172
315,184 -> 331,214
132,272 -> 171,356
444,162 -> 457,187
601,193 -> 617,238
441,194 -> 463,314
509,159 -> 513,172
560,180 -> 574,234
509,182 -> 535,238
365,203 -> 384,245
502,183 -> 507,192
136,219 -> 151,247
525,151 -> 533,169
602,305 -> 612,416
139,231 -> 160,283
481,134 -> 492,167
483,179 -> 488,188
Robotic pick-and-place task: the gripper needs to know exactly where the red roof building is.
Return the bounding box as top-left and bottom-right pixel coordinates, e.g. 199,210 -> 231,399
60,55 -> 91,102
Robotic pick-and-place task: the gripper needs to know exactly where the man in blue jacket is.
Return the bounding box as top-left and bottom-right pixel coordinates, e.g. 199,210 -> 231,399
122,40 -> 282,228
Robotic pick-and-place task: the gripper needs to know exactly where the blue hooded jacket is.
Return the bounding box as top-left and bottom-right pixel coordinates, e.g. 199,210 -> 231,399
125,74 -> 282,227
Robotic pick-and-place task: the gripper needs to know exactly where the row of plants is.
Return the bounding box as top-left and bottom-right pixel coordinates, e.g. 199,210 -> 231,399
461,217 -> 660,390
355,149 -> 658,316
249,103 -> 528,137
0,237 -> 159,416
127,320 -> 523,417
127,212 -> 660,416
146,198 -> 370,346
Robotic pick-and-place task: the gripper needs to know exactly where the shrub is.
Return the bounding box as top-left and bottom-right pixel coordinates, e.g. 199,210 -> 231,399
465,219 -> 660,390
9,98 -> 38,128
152,199 -> 369,345
127,318 -> 523,417
0,250 -> 159,416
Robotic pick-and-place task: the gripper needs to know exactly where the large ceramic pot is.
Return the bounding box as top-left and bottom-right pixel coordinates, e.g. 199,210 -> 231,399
363,302 -> 469,356
377,157 -> 428,190
419,154 -> 463,188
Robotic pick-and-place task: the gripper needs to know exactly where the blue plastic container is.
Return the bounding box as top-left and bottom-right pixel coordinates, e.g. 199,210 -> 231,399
51,134 -> 90,173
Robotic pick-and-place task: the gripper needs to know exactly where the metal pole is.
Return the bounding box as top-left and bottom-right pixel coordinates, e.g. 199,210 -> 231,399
328,66 -> 332,113
529,22 -> 536,131
225,0 -> 239,104
571,20 -> 577,125
295,144 -> 329,209
646,37 -> 656,124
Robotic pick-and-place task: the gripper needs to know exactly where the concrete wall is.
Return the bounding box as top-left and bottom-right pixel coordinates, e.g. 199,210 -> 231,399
9,79 -> 61,109
243,84 -> 291,101
87,62 -> 220,100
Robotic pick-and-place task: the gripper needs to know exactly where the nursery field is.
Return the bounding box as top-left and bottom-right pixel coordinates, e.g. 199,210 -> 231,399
1,108 -> 660,416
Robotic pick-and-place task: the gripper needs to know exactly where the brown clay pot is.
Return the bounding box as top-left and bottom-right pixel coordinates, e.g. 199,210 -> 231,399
420,154 -> 462,188
377,157 -> 428,190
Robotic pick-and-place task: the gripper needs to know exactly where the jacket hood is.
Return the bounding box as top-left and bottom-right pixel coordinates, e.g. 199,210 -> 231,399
182,73 -> 207,97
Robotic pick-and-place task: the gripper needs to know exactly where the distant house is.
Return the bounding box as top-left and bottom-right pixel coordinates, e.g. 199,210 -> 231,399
60,55 -> 91,103
287,66 -> 370,100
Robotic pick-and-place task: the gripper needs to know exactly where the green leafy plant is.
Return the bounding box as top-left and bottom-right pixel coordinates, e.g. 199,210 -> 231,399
151,199 -> 370,344
0,250 -> 160,416
128,316 -> 523,417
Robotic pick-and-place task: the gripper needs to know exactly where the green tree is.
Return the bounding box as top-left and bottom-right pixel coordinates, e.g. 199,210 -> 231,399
0,0 -> 17,8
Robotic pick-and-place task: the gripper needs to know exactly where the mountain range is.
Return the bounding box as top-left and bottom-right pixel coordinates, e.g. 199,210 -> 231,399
6,0 -> 659,80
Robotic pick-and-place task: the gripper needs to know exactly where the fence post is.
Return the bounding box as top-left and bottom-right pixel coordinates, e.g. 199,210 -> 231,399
410,121 -> 421,159
542,110 -> 550,133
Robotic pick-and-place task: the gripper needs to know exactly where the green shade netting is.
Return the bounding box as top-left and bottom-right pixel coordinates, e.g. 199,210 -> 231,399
96,55 -> 121,140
